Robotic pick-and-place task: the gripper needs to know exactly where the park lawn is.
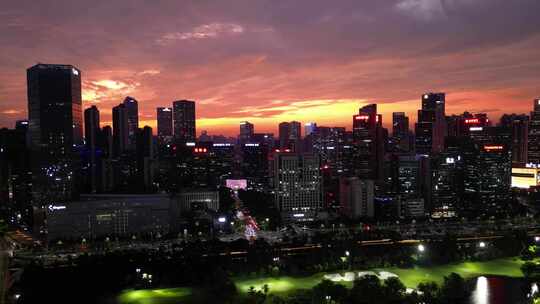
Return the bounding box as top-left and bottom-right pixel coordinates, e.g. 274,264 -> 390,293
118,287 -> 192,304
117,257 -> 526,303
378,257 -> 525,287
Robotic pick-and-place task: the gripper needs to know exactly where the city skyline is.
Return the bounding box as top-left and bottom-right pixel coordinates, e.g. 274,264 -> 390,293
1,1 -> 540,135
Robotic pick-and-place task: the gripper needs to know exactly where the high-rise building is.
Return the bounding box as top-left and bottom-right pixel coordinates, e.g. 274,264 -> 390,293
136,126 -> 155,190
241,142 -> 270,191
415,93 -> 446,154
27,63 -> 83,202
112,103 -> 129,156
157,107 -> 173,139
27,64 -> 83,154
123,97 -> 139,150
279,121 -> 302,151
353,104 -> 385,180
173,100 -> 196,142
270,151 -> 322,222
339,177 -> 374,218
500,114 -> 529,164
84,106 -> 100,193
239,121 -> 254,143
304,122 -> 317,137
392,112 -> 411,152
0,126 -> 32,224
528,99 -> 540,164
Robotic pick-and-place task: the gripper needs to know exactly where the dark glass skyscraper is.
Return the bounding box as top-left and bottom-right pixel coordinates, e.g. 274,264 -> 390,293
123,96 -> 139,150
415,93 -> 446,155
84,105 -> 100,192
239,121 -> 254,143
112,103 -> 129,156
353,104 -> 385,180
500,114 -> 528,164
278,121 -> 301,150
528,99 -> 540,164
173,100 -> 196,142
392,112 -> 410,152
27,63 -> 83,202
157,107 -> 173,139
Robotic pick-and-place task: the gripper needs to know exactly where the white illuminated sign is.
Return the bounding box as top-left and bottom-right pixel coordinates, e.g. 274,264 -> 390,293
72,68 -> 79,76
469,127 -> 483,131
48,205 -> 66,211
186,142 -> 196,146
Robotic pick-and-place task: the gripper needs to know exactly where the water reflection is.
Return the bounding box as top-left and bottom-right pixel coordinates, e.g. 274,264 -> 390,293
473,276 -> 489,304
469,276 -> 529,304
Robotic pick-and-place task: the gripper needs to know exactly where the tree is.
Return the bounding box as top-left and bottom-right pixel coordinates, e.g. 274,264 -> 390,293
417,281 -> 440,304
312,279 -> 348,303
349,275 -> 383,304
439,273 -> 469,304
522,262 -> 540,280
382,277 -> 406,303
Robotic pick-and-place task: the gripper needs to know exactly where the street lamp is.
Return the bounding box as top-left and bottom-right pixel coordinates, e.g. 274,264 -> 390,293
418,244 -> 425,252
535,236 -> 540,242
479,241 -> 486,248
345,250 -> 350,257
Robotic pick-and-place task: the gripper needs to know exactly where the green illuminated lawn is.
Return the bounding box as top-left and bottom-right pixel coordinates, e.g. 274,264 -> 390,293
118,288 -> 192,304
378,257 -> 525,287
117,257 -> 526,303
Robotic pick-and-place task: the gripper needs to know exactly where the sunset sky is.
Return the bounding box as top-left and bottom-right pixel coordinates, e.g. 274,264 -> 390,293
1,0 -> 539,136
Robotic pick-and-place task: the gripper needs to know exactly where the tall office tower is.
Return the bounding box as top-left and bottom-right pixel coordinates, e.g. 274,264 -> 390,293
392,112 -> 411,152
500,114 -> 529,164
0,126 -> 32,224
136,126 -> 155,190
339,177 -> 374,219
241,142 -> 270,191
173,100 -> 196,142
157,107 -> 173,140
123,97 -> 139,150
309,126 -> 348,208
112,103 -> 129,156
278,121 -> 302,151
270,151 -> 323,222
84,106 -> 100,193
528,99 -> 540,164
430,144 -> 464,218
99,126 -> 114,191
27,63 -> 83,202
415,93 -> 446,155
239,121 -> 254,143
304,122 -> 317,137
353,104 -> 385,180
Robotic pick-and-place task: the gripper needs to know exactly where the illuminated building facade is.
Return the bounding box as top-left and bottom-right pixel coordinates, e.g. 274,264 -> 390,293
511,165 -> 540,189
270,151 -> 323,222
528,99 -> 540,164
